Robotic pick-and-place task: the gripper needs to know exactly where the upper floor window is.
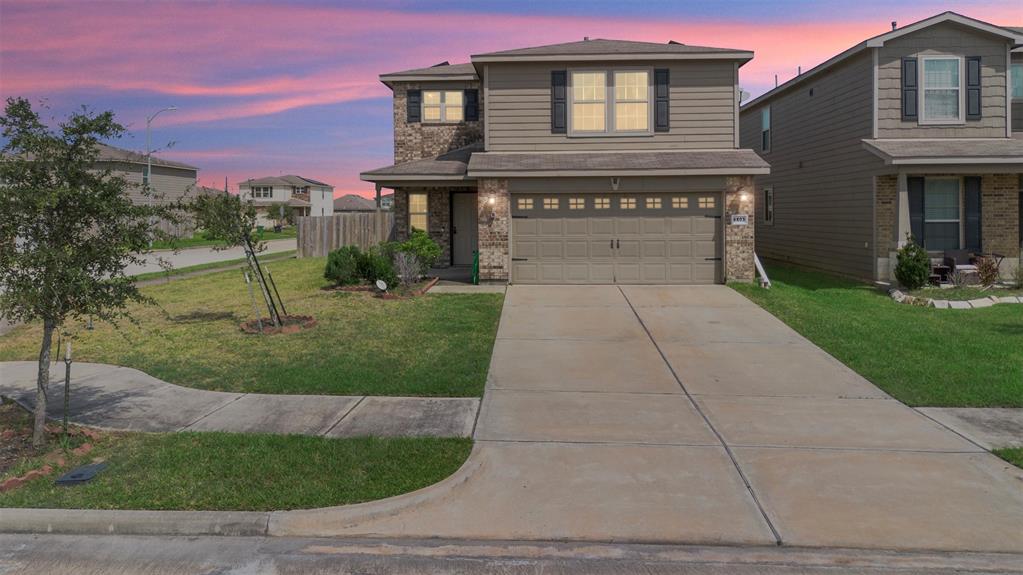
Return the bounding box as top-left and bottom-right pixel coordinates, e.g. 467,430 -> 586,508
251,186 -> 272,199
920,56 -> 962,124
1012,63 -> 1023,100
764,187 -> 774,225
760,107 -> 771,153
570,70 -> 650,135
422,91 -> 463,123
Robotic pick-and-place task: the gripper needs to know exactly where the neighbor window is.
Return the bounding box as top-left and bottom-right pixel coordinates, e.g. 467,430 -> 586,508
251,186 -> 272,199
571,72 -> 606,132
760,107 -> 771,153
920,56 -> 962,124
764,187 -> 774,225
543,197 -> 559,209
594,197 -> 610,209
569,197 -> 585,209
517,198 -> 534,210
923,178 -> 960,251
645,197 -> 661,209
698,196 -> 716,209
409,192 -> 428,231
614,71 -> 650,131
672,196 -> 688,209
1013,63 -> 1023,100
422,90 -> 463,123
620,197 -> 636,209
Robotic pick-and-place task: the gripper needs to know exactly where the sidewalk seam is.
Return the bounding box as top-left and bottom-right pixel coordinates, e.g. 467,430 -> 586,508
320,396 -> 366,436
178,393 -> 249,432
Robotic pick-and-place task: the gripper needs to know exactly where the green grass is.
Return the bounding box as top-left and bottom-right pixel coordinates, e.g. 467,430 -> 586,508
131,250 -> 297,282
0,258 -> 504,397
907,286 -> 1023,301
994,448 -> 1023,470
731,265 -> 1023,407
150,227 -> 296,250
0,431 -> 471,511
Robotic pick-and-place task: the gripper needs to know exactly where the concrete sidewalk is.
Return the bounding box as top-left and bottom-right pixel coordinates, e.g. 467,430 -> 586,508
0,362 -> 477,438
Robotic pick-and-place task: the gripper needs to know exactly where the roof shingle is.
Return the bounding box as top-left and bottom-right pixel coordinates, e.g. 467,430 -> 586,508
472,38 -> 749,59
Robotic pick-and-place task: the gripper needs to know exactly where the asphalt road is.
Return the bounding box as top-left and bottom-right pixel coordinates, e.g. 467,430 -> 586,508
122,238 -> 297,276
1,534 -> 1020,574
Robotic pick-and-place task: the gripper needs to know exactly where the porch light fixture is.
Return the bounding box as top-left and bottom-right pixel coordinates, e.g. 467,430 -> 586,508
740,192 -> 750,202
487,196 -> 496,206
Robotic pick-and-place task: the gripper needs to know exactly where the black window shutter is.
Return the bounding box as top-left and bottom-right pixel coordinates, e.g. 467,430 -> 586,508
406,89 -> 422,123
964,176 -> 982,251
901,58 -> 918,121
966,57 -> 981,120
654,68 -> 670,132
464,89 -> 479,121
908,176 -> 925,244
551,71 -> 567,134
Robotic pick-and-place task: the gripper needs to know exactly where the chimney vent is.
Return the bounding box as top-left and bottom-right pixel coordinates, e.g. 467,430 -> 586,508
891,21 -> 897,31
584,36 -> 590,41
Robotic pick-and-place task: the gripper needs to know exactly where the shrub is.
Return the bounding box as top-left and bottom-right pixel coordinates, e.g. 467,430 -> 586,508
894,235 -> 931,290
359,247 -> 398,288
976,256 -> 1001,287
397,230 -> 441,274
324,246 -> 362,286
393,251 -> 421,286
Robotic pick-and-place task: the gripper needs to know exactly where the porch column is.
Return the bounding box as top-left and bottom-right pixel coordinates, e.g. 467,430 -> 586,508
477,178 -> 510,281
724,175 -> 755,282
897,172 -> 911,247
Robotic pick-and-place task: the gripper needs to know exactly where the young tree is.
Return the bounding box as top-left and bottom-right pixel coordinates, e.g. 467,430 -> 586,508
0,98 -> 184,448
191,193 -> 283,326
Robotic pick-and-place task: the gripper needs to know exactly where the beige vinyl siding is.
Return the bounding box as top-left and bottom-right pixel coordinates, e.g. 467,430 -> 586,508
877,22 -> 1009,138
98,161 -> 199,236
487,60 -> 736,151
1013,53 -> 1023,134
740,50 -> 883,279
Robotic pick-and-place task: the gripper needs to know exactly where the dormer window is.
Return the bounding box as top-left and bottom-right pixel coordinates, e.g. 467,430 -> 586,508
569,69 -> 650,135
920,56 -> 963,124
423,90 -> 463,123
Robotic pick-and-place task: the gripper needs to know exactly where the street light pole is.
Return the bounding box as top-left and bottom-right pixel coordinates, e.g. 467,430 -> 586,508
145,106 -> 177,188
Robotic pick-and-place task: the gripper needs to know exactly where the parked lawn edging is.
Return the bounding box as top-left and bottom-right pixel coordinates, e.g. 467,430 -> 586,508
888,289 -> 1023,309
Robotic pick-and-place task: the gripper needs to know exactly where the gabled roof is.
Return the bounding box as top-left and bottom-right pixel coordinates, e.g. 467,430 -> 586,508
466,150 -> 770,177
95,142 -> 198,171
380,62 -> 478,84
361,142 -> 481,182
862,138 -> 1023,165
742,12 -> 1023,111
239,174 -> 333,188
333,194 -> 377,211
471,38 -> 753,63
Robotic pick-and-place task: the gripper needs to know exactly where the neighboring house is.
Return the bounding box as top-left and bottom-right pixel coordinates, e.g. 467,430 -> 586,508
739,12 -> 1023,281
379,192 -> 394,210
361,40 -> 768,284
238,175 -> 334,226
333,193 -> 377,212
94,143 -> 200,237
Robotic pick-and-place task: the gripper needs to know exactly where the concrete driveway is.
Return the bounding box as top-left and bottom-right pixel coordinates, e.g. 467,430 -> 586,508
273,285 -> 1023,552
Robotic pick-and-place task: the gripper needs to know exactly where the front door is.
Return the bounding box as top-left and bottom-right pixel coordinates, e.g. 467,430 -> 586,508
451,193 -> 478,266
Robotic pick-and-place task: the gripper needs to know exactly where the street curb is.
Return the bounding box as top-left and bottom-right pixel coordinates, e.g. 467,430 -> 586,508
0,508 -> 269,536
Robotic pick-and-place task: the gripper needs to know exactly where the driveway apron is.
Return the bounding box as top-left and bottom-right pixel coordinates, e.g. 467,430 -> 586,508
273,285 -> 1023,553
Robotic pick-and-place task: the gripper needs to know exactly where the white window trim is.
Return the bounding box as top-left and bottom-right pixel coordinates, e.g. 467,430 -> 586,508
421,90 -> 463,124
567,67 -> 654,137
918,55 -> 965,126
763,187 -> 774,226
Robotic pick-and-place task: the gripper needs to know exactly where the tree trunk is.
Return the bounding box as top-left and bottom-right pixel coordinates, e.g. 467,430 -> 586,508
33,319 -> 55,449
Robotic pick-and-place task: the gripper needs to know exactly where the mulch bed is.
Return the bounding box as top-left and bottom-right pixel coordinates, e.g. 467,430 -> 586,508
321,277 -> 440,299
239,314 -> 317,335
0,399 -> 103,491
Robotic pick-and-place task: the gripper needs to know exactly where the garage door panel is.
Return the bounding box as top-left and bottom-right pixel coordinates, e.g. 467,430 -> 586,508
669,218 -> 693,234
668,240 -> 692,258
565,219 -> 588,235
641,218 -> 667,235
590,240 -> 613,258
514,240 -> 538,258
616,218 -> 640,235
590,219 -> 615,235
668,264 -> 694,283
693,217 -> 718,234
614,263 -> 640,283
564,241 -> 589,258
692,263 -> 717,284
641,240 -> 667,258
641,263 -> 668,283
539,219 -> 562,235
540,241 -> 563,258
513,262 -> 539,282
618,240 -> 640,258
693,240 -> 717,259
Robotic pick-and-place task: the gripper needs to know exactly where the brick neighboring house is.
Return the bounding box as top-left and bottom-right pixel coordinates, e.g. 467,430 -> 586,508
238,175 -> 334,227
739,12 -> 1023,281
361,43 -> 768,283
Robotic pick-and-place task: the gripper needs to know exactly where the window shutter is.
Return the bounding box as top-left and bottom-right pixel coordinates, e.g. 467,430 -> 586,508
964,176 -> 982,252
966,57 -> 982,120
464,89 -> 479,121
654,68 -> 670,132
551,71 -> 567,134
901,58 -> 918,122
908,177 -> 925,244
406,89 -> 422,123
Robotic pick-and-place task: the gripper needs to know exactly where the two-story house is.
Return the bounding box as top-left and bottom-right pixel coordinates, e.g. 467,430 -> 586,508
238,174 -> 334,226
361,39 -> 769,284
739,12 -> 1023,282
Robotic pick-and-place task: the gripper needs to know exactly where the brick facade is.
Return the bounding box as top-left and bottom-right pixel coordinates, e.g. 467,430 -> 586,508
477,178 -> 510,281
391,82 -> 484,164
390,187 -> 454,267
981,174 -> 1020,259
724,176 -> 756,282
875,174 -> 898,258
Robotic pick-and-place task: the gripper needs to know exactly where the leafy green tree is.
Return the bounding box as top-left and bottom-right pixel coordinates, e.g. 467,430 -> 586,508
0,98 -> 183,447
268,202 -> 295,227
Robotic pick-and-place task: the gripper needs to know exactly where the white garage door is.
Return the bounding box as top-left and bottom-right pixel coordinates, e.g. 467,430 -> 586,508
511,192 -> 722,284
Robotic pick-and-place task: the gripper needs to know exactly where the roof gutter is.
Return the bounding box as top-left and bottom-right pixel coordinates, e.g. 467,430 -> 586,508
467,167 -> 770,178
470,52 -> 754,64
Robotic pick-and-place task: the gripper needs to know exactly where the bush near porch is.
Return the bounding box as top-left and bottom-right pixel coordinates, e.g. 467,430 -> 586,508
731,265 -> 1023,408
0,258 -> 503,397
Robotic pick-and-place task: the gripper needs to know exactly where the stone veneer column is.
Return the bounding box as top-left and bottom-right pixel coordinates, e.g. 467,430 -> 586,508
724,176 -> 755,282
477,178 -> 510,281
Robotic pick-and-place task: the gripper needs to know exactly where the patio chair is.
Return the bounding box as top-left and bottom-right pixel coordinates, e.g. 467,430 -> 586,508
943,249 -> 979,283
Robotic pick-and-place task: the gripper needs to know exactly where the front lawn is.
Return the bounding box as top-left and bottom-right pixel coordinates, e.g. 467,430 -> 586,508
731,265 -> 1023,407
0,258 -> 504,397
995,448 -> 1023,470
907,286 -> 1023,301
0,408 -> 471,511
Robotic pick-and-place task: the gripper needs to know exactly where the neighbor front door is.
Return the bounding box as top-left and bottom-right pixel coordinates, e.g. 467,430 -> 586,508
451,192 -> 478,266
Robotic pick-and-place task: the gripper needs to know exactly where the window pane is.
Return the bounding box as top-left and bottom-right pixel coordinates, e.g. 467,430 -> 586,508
761,107 -> 770,130
445,106 -> 463,122
410,214 -> 428,232
924,59 -> 959,89
445,91 -> 463,106
614,71 -> 648,101
569,197 -> 585,209
423,91 -> 441,105
924,179 -> 959,221
923,89 -> 959,121
698,196 -> 716,209
645,197 -> 661,209
924,222 -> 959,251
594,197 -> 610,209
620,197 -> 635,209
423,106 -> 441,121
572,102 -> 606,131
615,102 -> 648,131
517,198 -> 533,210
409,193 -> 428,213
1013,64 -> 1023,99
543,197 -> 559,209
572,72 -> 606,101
672,196 -> 688,209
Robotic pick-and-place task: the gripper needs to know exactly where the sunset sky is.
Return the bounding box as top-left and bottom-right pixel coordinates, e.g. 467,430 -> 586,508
1,0 -> 1019,197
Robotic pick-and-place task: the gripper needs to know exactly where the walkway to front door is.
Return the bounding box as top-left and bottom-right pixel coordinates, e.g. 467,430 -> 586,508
273,285 -> 1023,553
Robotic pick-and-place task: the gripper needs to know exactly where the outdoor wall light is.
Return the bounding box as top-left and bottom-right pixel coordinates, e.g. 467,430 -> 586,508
485,195 -> 497,225
740,192 -> 751,202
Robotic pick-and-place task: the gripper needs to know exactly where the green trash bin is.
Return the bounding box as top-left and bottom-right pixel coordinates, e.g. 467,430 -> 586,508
471,250 -> 480,285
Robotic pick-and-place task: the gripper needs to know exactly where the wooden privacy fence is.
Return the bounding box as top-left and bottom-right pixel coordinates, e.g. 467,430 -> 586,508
296,212 -> 395,258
